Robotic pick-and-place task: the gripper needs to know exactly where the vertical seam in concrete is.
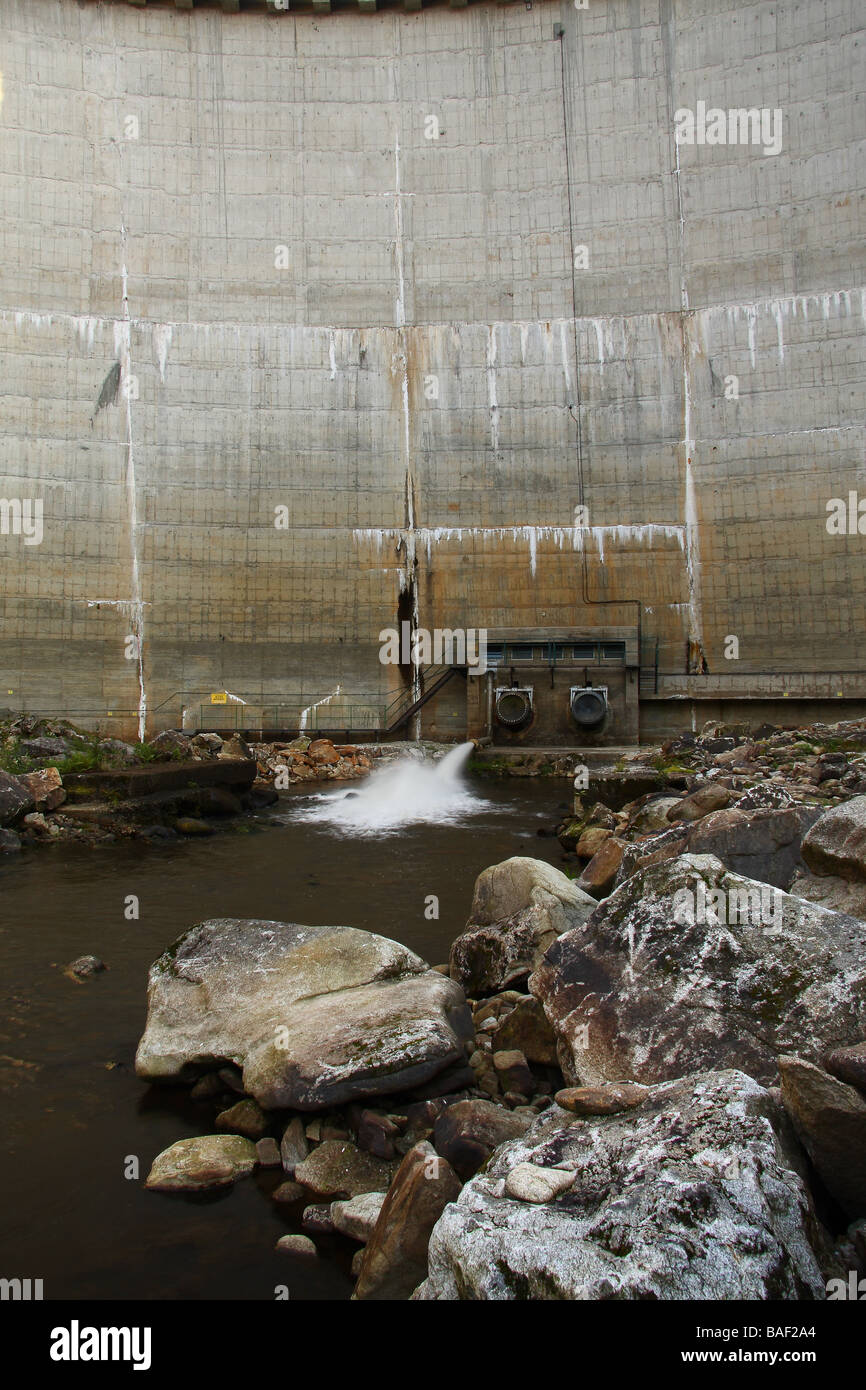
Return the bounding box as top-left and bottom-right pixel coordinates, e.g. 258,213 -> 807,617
117,218 -> 147,742
662,0 -> 704,667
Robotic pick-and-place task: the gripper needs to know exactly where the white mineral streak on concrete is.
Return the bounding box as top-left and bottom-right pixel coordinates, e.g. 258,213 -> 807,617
76,316 -> 99,351
299,684 -> 342,732
354,524 -> 685,575
674,138 -> 688,311
487,324 -> 499,451
151,323 -> 172,382
682,324 -> 703,654
393,136 -> 406,337
771,301 -> 785,363
592,318 -> 606,372
559,320 -> 572,400
116,220 -> 147,741
329,329 -> 337,381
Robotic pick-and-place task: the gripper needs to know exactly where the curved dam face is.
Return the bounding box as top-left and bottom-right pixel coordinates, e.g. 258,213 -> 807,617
0,0 -> 864,740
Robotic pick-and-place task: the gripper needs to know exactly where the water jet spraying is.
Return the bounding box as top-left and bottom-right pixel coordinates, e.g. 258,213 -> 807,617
288,742 -> 487,835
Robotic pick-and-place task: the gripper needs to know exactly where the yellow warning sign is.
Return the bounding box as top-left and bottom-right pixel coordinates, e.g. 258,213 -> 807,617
210,691 -> 227,705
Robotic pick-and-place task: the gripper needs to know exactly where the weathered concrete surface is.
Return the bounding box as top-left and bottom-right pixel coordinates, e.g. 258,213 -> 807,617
0,1 -> 864,737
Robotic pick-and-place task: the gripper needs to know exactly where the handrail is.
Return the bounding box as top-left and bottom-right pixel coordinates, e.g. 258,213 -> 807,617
381,664 -> 453,722
385,665 -> 459,733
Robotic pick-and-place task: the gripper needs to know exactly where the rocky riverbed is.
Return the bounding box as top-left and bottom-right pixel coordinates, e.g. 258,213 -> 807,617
129,715 -> 866,1301
5,711 -> 865,1299
0,716 -> 393,850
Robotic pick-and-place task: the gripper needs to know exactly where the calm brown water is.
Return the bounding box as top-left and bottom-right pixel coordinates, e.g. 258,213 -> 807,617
0,775 -> 570,1301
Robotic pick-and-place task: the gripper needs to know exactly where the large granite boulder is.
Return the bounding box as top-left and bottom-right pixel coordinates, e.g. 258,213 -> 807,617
414,1070 -> 826,1301
136,919 -> 473,1110
353,1141 -> 462,1301
613,806 -> 821,898
789,870 -> 866,921
779,1056 -> 866,1219
530,854 -> 866,1087
802,796 -> 866,882
0,771 -> 34,828
687,804 -> 822,889
449,857 -> 596,995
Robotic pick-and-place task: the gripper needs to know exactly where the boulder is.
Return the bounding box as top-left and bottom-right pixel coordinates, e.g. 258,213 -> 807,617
354,1109 -> 400,1160
18,736 -> 73,760
97,738 -> 139,765
449,857 -> 595,995
0,829 -> 21,853
192,733 -> 223,752
574,826 -> 611,859
250,779 -> 279,807
353,1141 -> 462,1301
308,739 -> 339,765
65,955 -> 106,979
489,995 -> 558,1066
174,817 -> 214,836
0,771 -> 34,827
218,735 -> 253,761
275,1234 -> 317,1258
737,784 -> 796,811
825,1041 -> 866,1093
195,787 -> 242,817
688,804 -> 822,889
272,1179 -> 305,1204
778,1056 -> 866,1218
575,837 -> 626,899
255,1137 -> 281,1167
627,796 -> 683,834
530,854 -> 866,1087
190,1072 -> 225,1102
148,730 -> 192,758
294,1140 -> 396,1198
802,797 -> 866,882
415,1070 -> 825,1301
136,919 -> 473,1110
331,1192 -> 387,1242
554,1082 -> 648,1116
613,824 -> 689,887
666,783 -> 731,822
492,1050 -> 533,1097
17,766 -> 65,812
432,1098 -> 531,1180
504,1163 -> 575,1203
214,1098 -> 269,1140
145,1134 -> 258,1191
302,1204 -> 335,1234
788,870 -> 866,921
280,1116 -> 309,1175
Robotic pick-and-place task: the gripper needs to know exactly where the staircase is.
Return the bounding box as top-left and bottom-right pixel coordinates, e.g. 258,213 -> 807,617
382,665 -> 462,734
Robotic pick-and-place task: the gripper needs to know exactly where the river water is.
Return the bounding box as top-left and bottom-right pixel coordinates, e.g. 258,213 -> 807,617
0,764 -> 571,1302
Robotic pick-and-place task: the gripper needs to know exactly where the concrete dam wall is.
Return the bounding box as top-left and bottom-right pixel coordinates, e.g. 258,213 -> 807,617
1,0 -> 864,741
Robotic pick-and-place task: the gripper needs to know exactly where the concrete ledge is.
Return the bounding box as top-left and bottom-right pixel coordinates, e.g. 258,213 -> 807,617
64,758 -> 257,800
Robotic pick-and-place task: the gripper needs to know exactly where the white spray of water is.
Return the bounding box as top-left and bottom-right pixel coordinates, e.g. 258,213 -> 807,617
290,742 -> 486,835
